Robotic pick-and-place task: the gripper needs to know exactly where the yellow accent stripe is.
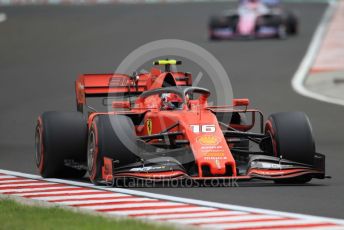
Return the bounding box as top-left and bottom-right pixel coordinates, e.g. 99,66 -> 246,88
155,60 -> 177,65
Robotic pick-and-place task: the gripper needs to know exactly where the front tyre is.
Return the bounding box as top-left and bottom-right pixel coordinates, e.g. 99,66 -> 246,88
286,11 -> 298,35
87,125 -> 102,185
87,115 -> 139,185
265,112 -> 315,165
265,112 -> 315,184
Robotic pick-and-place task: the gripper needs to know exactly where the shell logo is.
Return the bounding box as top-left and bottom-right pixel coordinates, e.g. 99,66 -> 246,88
197,135 -> 220,145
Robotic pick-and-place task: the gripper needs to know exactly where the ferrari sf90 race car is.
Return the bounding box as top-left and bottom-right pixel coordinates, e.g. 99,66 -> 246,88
208,0 -> 298,40
35,60 -> 325,186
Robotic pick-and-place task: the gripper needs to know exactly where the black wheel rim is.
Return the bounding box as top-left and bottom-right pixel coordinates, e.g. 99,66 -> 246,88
87,130 -> 96,174
34,126 -> 42,167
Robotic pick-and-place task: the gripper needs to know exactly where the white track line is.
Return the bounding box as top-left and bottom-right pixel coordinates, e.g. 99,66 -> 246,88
0,179 -> 39,183
14,189 -> 106,196
169,214 -> 284,224
81,202 -> 186,210
47,195 -> 132,202
55,197 -> 153,205
33,193 -> 128,201
280,227 -> 344,230
291,0 -> 344,106
201,219 -> 335,229
146,210 -> 247,220
1,169 -> 344,225
0,186 -> 76,193
106,207 -> 216,216
0,175 -> 16,179
0,182 -> 57,187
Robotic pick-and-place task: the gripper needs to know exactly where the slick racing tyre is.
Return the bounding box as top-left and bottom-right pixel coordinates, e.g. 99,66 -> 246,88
265,112 -> 315,184
209,16 -> 229,29
208,16 -> 228,40
87,115 -> 139,185
35,112 -> 87,178
265,112 -> 315,165
286,11 -> 298,35
208,15 -> 238,40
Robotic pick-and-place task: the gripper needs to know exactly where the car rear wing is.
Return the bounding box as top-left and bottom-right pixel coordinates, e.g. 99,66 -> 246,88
75,71 -> 192,112
76,74 -> 146,98
75,74 -> 146,110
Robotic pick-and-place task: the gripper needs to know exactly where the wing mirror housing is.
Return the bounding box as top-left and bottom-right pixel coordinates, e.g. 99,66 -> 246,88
233,98 -> 250,107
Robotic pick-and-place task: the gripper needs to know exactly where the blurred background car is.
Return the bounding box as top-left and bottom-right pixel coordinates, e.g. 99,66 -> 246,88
208,0 -> 298,40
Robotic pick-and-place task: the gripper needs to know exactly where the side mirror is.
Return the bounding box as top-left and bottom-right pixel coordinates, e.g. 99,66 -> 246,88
112,101 -> 130,109
233,98 -> 250,107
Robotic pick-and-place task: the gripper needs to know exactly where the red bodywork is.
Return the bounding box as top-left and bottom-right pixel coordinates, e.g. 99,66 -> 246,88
75,67 -> 325,183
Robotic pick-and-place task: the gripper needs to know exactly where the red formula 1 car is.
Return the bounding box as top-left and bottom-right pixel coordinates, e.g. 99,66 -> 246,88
35,60 -> 325,185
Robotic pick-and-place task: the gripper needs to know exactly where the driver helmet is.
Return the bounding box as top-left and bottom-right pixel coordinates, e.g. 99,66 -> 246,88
161,93 -> 183,110
247,0 -> 260,4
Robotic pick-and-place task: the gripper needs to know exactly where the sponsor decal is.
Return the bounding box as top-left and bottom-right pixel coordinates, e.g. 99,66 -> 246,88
197,135 -> 220,145
204,157 -> 227,160
146,118 -> 153,135
250,161 -> 295,170
129,165 -> 166,172
201,145 -> 223,150
203,151 -> 225,157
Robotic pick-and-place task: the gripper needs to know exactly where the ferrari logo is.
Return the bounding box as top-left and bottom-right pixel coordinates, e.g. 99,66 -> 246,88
146,119 -> 153,135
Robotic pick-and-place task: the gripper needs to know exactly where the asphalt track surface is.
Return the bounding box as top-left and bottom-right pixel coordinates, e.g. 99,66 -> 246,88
1,2 -> 344,219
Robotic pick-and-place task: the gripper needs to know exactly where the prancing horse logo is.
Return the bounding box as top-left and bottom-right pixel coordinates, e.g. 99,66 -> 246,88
146,119 -> 153,135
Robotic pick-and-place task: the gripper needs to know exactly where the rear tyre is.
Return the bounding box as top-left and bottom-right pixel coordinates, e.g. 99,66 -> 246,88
265,112 -> 315,184
35,112 -> 87,178
87,115 -> 139,185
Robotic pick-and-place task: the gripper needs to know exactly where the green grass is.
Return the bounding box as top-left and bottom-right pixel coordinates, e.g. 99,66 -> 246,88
0,198 -> 175,230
